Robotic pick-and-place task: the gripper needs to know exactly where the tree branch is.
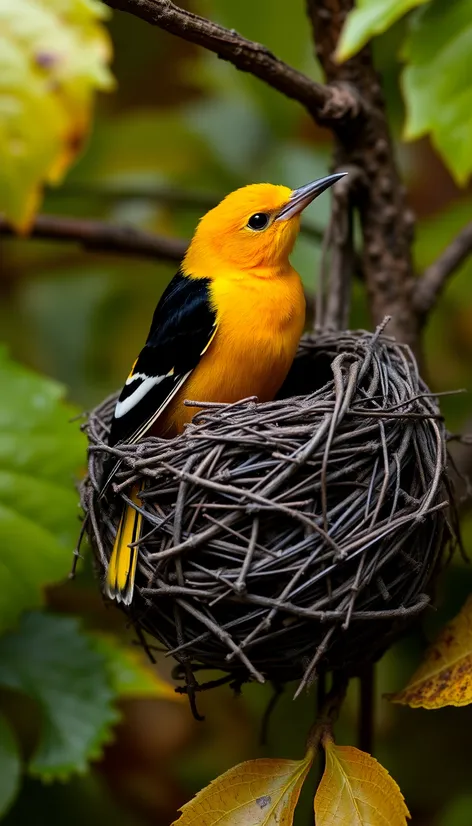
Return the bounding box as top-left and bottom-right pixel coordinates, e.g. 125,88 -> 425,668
56,183 -> 325,244
306,673 -> 348,752
103,0 -> 362,124
0,214 -> 187,262
414,222 -> 472,321
306,0 -> 418,353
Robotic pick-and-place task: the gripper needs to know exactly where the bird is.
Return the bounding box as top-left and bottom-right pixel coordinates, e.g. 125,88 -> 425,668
104,173 -> 345,605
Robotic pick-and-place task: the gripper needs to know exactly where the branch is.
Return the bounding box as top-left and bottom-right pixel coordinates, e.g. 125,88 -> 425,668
56,183 -> 325,244
0,214 -> 187,262
103,0 -> 362,124
321,165 -> 364,332
306,0 -> 419,353
306,674 -> 348,752
414,222 -> 472,320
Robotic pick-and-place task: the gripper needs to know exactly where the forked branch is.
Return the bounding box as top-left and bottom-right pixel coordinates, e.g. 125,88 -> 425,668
103,0 -> 362,124
414,222 -> 472,321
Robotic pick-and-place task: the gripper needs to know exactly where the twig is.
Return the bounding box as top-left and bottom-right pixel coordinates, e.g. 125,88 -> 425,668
306,674 -> 348,753
306,674 -> 348,818
323,166 -> 364,331
103,0 -> 362,124
0,214 -> 187,262
414,222 -> 472,320
56,183 -> 325,244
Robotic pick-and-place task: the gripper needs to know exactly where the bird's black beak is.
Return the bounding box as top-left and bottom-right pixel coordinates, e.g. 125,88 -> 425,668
275,173 -> 347,221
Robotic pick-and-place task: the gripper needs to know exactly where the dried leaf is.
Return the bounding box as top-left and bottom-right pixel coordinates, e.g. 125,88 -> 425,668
315,736 -> 409,826
0,0 -> 114,230
172,751 -> 313,825
391,595 -> 472,709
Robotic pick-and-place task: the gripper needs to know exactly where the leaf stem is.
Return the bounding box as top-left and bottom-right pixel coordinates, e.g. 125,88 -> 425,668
305,674 -> 349,756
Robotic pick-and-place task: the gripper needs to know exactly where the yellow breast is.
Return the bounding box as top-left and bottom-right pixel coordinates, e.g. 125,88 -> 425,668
163,267 -> 305,435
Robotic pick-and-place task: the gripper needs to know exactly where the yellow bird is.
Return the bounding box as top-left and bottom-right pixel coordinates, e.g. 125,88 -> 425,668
104,174 -> 345,605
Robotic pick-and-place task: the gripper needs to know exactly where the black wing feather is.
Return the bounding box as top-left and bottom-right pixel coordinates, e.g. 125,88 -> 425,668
108,270 -> 217,447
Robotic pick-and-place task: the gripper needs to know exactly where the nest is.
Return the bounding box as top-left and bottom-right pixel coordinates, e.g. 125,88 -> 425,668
81,325 -> 457,697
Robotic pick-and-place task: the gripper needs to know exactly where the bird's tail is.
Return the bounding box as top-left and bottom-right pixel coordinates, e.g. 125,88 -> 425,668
105,484 -> 142,605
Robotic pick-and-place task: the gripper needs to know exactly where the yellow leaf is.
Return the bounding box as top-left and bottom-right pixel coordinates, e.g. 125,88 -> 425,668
0,0 -> 114,231
315,737 -> 409,826
172,752 -> 313,826
391,595 -> 472,709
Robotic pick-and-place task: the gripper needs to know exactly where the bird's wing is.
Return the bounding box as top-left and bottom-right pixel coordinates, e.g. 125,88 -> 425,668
101,271 -> 217,491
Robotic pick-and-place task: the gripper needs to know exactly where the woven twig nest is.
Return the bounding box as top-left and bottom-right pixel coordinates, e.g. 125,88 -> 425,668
82,326 -> 456,696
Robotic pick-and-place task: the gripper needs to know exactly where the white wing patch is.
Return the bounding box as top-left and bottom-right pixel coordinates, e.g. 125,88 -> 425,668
114,374 -> 165,419
125,371 -> 149,386
130,370 -> 192,443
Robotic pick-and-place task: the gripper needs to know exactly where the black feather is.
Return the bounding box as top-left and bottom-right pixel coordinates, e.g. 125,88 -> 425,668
107,269 -> 217,448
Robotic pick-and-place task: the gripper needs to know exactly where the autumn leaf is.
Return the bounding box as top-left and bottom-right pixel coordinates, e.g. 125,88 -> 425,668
391,594 -> 472,709
0,0 -> 114,231
315,736 -> 409,826
172,752 -> 313,825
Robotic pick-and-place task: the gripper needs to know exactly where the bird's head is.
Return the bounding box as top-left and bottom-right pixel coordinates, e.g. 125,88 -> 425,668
184,174 -> 346,276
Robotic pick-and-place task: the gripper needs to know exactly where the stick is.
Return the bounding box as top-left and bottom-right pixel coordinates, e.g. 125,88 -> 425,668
103,0 -> 362,124
0,214 -> 187,262
414,222 -> 472,319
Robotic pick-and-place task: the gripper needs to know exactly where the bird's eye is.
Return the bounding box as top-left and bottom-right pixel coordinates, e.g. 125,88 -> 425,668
247,213 -> 270,231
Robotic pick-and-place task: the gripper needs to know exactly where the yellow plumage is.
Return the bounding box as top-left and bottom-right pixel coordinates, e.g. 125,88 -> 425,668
160,269 -> 305,435
105,484 -> 142,604
105,175 -> 344,605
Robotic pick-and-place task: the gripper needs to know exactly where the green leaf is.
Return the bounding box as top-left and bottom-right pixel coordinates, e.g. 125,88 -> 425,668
336,0 -> 428,62
0,714 -> 21,817
91,633 -> 181,701
402,0 -> 472,185
0,612 -> 118,779
0,0 -> 114,230
0,348 -> 85,631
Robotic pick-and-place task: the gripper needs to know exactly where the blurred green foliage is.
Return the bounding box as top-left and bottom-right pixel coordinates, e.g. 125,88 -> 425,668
0,348 -> 85,629
0,715 -> 20,818
1,1 -> 472,825
0,351 -> 179,814
0,612 -> 119,779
